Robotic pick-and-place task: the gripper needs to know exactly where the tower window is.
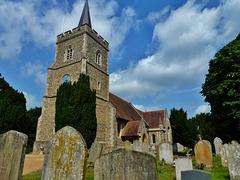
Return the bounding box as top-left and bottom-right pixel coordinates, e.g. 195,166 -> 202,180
95,50 -> 101,65
97,81 -> 101,90
152,134 -> 156,144
66,47 -> 73,61
62,74 -> 70,83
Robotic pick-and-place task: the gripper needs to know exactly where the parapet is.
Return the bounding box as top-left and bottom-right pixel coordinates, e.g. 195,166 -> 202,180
56,24 -> 109,50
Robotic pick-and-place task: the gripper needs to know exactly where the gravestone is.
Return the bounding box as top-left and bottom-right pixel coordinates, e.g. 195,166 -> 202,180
0,130 -> 28,180
88,141 -> 103,162
194,140 -> 212,167
177,143 -> 184,152
175,158 -> 193,180
132,141 -> 141,152
224,144 -> 240,179
94,148 -> 158,180
231,140 -> 239,144
41,126 -> 87,180
213,137 -> 223,156
158,143 -> 173,164
142,142 -> 149,153
181,170 -> 210,180
173,143 -> 178,153
219,145 -> 227,167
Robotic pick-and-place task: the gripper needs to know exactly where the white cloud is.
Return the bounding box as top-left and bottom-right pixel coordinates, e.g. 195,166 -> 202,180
0,0 -> 137,61
21,62 -> 47,86
133,104 -> 161,112
23,91 -> 42,110
110,0 -> 240,99
194,104 -> 211,115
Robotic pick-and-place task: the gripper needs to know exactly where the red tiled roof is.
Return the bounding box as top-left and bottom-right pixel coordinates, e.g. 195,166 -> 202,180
109,93 -> 141,121
121,120 -> 141,137
140,110 -> 165,128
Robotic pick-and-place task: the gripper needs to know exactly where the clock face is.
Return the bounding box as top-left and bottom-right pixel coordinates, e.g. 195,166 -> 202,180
62,75 -> 70,83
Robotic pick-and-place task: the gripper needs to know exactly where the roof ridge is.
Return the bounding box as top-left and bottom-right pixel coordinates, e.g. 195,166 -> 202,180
141,110 -> 165,113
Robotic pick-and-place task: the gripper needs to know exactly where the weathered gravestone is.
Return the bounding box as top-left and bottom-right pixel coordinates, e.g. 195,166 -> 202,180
0,130 -> 28,180
214,137 -> 223,156
181,170 -> 210,180
194,140 -> 212,167
41,126 -> 87,180
142,142 -> 149,153
224,144 -> 240,179
94,148 -> 158,180
231,140 -> 239,145
159,143 -> 173,164
175,158 -> 193,180
123,140 -> 133,150
88,141 -> 103,162
219,145 -> 228,167
177,143 -> 184,152
132,141 -> 141,152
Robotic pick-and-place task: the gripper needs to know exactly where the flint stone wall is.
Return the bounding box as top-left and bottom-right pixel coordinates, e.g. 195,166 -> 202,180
41,126 -> 87,180
0,130 -> 28,180
94,148 -> 158,180
224,144 -> 240,179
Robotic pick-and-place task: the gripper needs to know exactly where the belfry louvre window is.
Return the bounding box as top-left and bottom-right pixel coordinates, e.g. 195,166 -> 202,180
67,48 -> 73,60
95,50 -> 101,65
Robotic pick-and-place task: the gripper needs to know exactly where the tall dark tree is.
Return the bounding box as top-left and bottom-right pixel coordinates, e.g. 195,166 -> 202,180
170,108 -> 199,147
201,33 -> 240,142
0,74 -> 27,135
55,73 -> 97,148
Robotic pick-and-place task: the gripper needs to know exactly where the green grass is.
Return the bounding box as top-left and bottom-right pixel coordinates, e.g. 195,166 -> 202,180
22,156 -> 230,180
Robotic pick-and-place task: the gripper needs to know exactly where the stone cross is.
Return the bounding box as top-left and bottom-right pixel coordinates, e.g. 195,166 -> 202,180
0,130 -> 28,180
41,126 -> 87,180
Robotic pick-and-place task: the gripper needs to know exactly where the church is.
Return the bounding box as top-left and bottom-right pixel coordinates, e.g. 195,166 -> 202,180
33,0 -> 172,154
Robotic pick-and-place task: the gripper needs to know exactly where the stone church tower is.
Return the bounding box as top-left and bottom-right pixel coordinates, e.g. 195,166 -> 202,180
33,0 -> 111,153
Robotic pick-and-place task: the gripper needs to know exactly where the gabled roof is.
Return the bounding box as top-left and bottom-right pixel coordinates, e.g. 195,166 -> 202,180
121,120 -> 141,137
78,0 -> 92,28
109,93 -> 141,121
140,110 -> 165,128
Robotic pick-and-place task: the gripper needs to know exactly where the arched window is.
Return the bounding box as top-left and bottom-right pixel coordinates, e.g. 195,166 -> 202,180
142,134 -> 147,142
95,50 -> 101,65
152,134 -> 156,144
62,74 -> 70,83
66,47 -> 73,61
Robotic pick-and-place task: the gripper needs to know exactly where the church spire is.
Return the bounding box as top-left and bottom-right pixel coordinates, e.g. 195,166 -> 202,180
78,0 -> 92,28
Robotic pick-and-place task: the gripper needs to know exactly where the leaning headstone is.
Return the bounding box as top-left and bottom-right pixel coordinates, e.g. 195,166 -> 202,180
88,141 -> 103,162
194,140 -> 212,167
159,143 -> 173,164
177,143 -> 184,152
94,148 -> 158,180
219,145 -> 228,167
41,126 -> 87,180
181,170 -> 210,180
224,144 -> 240,179
175,158 -> 193,180
213,137 -> 223,156
0,130 -> 28,180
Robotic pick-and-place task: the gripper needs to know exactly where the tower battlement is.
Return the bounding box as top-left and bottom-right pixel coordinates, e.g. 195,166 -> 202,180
57,24 -> 109,50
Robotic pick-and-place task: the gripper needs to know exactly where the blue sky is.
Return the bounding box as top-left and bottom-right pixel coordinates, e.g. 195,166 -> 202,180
1,0 -> 240,118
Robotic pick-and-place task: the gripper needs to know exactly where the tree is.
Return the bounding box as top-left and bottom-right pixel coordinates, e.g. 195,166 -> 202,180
170,108 -> 199,148
189,113 -> 215,142
201,33 -> 240,142
0,74 -> 27,135
55,73 -> 97,148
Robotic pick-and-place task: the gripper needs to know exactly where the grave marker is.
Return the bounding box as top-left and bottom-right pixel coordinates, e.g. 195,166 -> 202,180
158,143 -> 173,164
213,137 -> 223,156
94,148 -> 158,180
88,141 -> 103,162
41,126 -> 87,180
194,140 -> 212,167
181,170 -> 210,180
175,158 -> 193,180
219,145 -> 227,167
0,130 -> 28,180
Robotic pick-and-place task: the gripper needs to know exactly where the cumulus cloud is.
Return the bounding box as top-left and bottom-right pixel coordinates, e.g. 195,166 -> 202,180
110,0 -> 240,99
23,91 -> 42,110
133,104 -> 161,112
194,104 -> 211,115
21,62 -> 47,86
0,0 -> 138,61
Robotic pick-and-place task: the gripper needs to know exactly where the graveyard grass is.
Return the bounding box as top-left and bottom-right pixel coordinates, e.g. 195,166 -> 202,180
22,156 -> 229,180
